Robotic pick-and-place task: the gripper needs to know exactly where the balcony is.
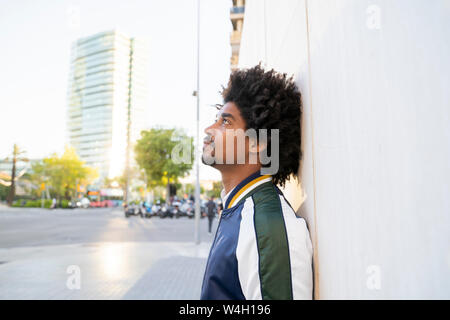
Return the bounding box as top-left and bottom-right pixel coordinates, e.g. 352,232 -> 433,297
230,6 -> 245,14
230,6 -> 245,19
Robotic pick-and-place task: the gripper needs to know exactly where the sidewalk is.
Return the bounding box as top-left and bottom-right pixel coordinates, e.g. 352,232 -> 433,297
0,202 -> 9,209
0,241 -> 212,299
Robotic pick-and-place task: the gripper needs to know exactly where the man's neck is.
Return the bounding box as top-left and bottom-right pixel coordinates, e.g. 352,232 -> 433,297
220,165 -> 262,195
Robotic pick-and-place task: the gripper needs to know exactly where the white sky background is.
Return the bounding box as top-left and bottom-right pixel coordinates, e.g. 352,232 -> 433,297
0,0 -> 232,180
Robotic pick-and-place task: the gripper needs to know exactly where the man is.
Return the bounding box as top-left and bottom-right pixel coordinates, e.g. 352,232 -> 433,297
205,197 -> 217,235
200,64 -> 313,300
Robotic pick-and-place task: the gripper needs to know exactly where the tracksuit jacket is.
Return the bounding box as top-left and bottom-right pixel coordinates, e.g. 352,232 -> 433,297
200,171 -> 313,300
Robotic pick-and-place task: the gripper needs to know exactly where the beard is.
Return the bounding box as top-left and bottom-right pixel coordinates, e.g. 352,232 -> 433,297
201,142 -> 217,166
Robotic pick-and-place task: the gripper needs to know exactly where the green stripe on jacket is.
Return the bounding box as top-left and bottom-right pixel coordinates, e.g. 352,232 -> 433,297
243,182 -> 293,300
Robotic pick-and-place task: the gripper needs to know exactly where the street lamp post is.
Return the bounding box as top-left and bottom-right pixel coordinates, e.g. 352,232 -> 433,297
194,0 -> 201,245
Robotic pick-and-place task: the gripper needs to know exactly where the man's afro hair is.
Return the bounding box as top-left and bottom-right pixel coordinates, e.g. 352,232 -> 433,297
220,63 -> 302,187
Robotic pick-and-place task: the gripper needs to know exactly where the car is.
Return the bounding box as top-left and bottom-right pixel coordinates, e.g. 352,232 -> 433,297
80,197 -> 90,208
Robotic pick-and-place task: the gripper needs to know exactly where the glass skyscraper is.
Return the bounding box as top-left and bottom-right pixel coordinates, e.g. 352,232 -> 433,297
66,30 -> 148,182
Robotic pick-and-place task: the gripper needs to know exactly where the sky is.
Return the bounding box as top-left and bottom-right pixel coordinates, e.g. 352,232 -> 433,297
0,0 -> 232,180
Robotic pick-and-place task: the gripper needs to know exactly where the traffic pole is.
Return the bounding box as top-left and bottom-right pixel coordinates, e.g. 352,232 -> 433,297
194,0 -> 201,245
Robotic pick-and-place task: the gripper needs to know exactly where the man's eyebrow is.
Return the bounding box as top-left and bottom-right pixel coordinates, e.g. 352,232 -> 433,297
220,113 -> 235,120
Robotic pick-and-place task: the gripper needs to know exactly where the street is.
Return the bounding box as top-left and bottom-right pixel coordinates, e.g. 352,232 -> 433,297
0,206 -> 217,299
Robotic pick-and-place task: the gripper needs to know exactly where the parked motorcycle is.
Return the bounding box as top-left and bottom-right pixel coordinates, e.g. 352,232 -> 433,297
159,203 -> 173,218
172,201 -> 185,218
124,203 -> 143,218
184,200 -> 206,219
148,203 -> 159,218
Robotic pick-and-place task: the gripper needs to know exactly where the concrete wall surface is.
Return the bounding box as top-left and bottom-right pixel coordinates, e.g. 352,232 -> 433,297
238,0 -> 450,299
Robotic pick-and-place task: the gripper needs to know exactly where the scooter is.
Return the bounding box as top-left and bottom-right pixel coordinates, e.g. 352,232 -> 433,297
124,203 -> 143,218
172,201 -> 184,218
159,203 -> 173,218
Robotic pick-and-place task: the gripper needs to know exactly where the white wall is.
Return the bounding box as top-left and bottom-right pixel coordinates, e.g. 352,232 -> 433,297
238,0 -> 450,299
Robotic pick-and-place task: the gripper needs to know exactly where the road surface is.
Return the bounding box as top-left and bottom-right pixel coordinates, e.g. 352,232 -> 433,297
0,206 -> 218,299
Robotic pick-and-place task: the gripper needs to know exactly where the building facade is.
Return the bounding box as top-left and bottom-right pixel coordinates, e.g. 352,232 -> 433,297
230,0 -> 245,71
66,30 -> 148,182
238,0 -> 450,299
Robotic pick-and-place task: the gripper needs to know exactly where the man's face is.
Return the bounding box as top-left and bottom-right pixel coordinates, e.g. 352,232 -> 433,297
202,102 -> 250,167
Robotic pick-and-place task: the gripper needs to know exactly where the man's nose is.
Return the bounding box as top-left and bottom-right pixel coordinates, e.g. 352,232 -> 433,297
204,123 -> 216,137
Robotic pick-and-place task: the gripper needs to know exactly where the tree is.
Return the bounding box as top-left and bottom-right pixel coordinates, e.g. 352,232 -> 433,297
207,181 -> 223,199
30,146 -> 98,203
4,144 -> 29,206
183,183 -> 206,197
103,175 -> 128,189
134,128 -> 193,200
118,164 -> 142,202
0,184 -> 8,201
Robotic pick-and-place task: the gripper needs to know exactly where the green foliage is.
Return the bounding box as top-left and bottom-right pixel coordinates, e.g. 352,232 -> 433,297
43,199 -> 53,208
24,200 -> 36,207
207,181 -> 223,199
3,144 -> 29,205
11,200 -> 22,207
154,196 -> 165,204
61,200 -> 69,208
11,199 -> 52,208
0,184 -> 8,201
134,128 -> 193,188
151,186 -> 166,202
183,183 -> 205,196
29,145 -> 98,201
184,183 -> 195,196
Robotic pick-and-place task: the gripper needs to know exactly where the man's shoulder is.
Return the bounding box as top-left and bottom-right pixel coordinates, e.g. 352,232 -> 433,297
237,182 -> 282,220
240,182 -> 305,226
246,182 -> 280,210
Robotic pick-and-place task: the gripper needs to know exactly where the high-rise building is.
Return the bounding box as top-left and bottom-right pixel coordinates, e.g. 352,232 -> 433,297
230,0 -> 245,70
66,30 -> 148,182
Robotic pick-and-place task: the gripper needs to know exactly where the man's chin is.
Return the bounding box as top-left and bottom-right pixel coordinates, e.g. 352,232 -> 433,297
201,153 -> 217,167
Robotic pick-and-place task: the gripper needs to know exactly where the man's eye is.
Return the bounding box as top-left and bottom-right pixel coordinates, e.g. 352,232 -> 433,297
223,118 -> 230,125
